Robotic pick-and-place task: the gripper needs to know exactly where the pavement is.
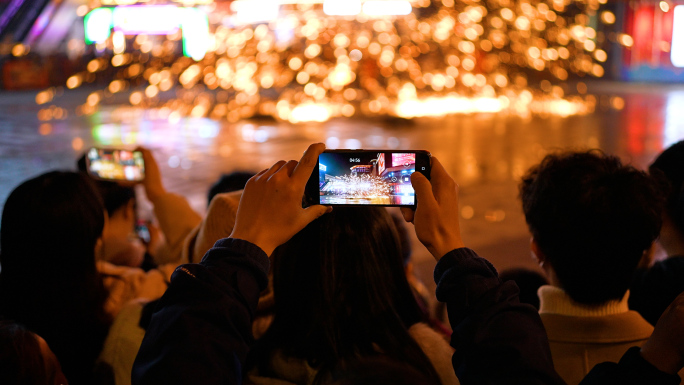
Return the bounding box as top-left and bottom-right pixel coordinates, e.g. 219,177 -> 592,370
1,81 -> 683,313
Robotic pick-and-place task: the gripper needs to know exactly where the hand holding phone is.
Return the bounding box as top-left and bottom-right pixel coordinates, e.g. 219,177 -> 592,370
400,157 -> 465,260
304,150 -> 431,207
230,143 -> 332,256
86,148 -> 145,182
137,147 -> 166,202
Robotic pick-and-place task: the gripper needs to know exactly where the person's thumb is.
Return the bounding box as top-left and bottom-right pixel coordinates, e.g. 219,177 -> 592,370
411,172 -> 433,203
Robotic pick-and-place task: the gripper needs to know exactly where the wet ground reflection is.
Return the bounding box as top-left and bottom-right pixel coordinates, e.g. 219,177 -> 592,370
1,82 -> 683,293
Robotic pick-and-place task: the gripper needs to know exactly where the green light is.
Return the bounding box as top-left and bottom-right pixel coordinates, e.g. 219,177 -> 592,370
83,6 -> 209,61
84,8 -> 113,45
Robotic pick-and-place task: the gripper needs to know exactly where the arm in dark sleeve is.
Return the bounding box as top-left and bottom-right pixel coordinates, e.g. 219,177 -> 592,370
434,248 -> 565,385
580,347 -> 680,385
630,256 -> 684,326
131,238 -> 269,385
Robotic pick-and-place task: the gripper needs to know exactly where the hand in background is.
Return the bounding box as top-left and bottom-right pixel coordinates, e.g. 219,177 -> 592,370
145,222 -> 164,258
137,147 -> 166,202
640,291 -> 684,375
401,157 -> 465,260
229,143 -> 332,256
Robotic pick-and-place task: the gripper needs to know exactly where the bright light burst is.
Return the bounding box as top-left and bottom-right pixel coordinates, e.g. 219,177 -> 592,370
44,0 -> 618,122
323,173 -> 392,198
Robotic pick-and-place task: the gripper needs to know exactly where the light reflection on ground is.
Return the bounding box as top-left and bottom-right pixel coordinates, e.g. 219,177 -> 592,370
1,82 -> 684,294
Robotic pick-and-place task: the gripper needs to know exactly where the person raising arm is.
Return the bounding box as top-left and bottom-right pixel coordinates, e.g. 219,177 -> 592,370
131,144 -> 330,384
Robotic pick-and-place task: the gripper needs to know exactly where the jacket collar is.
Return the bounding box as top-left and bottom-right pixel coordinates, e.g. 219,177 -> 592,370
538,285 -> 629,317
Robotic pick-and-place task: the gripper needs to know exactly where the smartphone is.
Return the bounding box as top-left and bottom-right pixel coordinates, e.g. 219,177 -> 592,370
85,148 -> 145,182
305,150 -> 431,207
135,220 -> 151,244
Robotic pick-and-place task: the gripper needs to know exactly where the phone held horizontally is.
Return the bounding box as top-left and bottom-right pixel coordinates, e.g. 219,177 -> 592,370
86,148 -> 146,182
304,149 -> 431,207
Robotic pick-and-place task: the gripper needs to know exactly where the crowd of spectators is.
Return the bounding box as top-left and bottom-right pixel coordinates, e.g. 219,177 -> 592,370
1,140 -> 684,385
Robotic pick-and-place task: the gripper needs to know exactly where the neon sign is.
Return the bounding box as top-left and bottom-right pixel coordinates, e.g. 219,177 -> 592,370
84,5 -> 209,61
230,0 -> 412,18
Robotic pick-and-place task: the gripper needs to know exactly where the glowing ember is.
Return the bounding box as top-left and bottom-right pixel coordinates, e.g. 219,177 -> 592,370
37,0 -> 616,123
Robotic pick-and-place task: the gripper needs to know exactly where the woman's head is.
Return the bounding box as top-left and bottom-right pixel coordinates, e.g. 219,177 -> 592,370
0,320 -> 68,385
1,171 -> 105,271
0,171 -> 110,384
255,207 -> 438,383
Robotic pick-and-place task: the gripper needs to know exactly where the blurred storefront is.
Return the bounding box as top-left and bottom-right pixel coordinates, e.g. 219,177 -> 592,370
608,0 -> 684,82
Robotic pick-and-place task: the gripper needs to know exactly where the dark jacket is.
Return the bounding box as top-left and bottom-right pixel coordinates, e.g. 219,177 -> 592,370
631,256 -> 684,326
132,240 -> 680,385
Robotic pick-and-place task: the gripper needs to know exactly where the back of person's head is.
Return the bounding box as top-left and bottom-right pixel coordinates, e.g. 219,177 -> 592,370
520,151 -> 663,305
499,268 -> 548,310
0,171 -> 110,384
0,320 -> 67,385
650,141 -> 684,235
77,153 -> 135,215
207,171 -> 255,207
252,207 -> 440,384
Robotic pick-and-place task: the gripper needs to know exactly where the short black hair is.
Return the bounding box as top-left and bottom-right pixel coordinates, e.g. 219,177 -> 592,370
520,151 -> 663,305
207,171 -> 255,207
650,140 -> 684,234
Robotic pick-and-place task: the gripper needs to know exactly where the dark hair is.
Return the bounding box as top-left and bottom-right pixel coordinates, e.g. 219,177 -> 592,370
520,151 -> 663,305
499,268 -> 548,310
207,171 -> 255,207
650,140 -> 684,235
0,171 -> 111,384
331,356 -> 440,385
390,210 -> 412,265
0,320 -> 48,385
78,153 -> 136,214
250,207 -> 440,384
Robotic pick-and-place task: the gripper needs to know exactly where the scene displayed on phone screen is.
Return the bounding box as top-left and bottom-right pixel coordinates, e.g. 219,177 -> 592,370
87,148 -> 145,181
318,152 -> 417,205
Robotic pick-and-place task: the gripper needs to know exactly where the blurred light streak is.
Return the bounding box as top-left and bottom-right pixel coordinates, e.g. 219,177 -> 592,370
363,1 -> 412,16
664,91 -> 684,147
323,0 -> 361,16
289,103 -> 332,123
671,6 -> 684,67
231,1 -> 280,24
113,5 -> 181,34
395,96 -> 504,117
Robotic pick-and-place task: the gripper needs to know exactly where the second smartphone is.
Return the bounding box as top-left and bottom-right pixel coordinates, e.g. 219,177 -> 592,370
305,149 -> 431,207
85,148 -> 146,182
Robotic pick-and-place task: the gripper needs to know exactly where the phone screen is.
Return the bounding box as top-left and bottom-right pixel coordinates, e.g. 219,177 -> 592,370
136,220 -> 151,244
87,148 -> 145,182
307,150 -> 430,206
